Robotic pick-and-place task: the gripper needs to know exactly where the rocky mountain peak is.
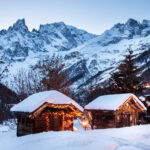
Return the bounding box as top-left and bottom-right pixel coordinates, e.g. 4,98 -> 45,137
125,18 -> 139,27
8,18 -> 29,33
38,22 -> 66,33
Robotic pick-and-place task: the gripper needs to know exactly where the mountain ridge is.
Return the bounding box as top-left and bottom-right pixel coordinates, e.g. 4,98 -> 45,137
0,18 -> 150,100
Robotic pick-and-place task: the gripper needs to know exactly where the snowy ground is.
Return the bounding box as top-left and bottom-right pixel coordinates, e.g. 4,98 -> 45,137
0,121 -> 150,150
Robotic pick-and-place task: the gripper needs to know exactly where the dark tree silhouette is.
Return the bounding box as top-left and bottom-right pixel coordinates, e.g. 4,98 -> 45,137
110,49 -> 145,95
37,54 -> 71,96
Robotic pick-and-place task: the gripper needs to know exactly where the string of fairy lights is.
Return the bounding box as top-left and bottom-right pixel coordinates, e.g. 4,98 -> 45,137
28,103 -> 84,130
29,103 -> 83,119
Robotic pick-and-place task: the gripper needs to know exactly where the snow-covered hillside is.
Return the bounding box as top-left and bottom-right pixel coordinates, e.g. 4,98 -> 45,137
1,18 -> 150,94
0,123 -> 150,150
64,19 -> 150,83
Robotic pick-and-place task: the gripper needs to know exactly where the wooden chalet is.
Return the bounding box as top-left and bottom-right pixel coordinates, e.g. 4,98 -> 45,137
11,90 -> 83,136
85,93 -> 146,129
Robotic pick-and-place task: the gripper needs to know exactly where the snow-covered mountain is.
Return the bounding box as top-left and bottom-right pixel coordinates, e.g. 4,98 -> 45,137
0,19 -> 96,58
1,18 -> 150,96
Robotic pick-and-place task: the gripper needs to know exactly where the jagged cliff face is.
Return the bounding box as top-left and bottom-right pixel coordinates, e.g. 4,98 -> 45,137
0,19 -> 96,58
0,18 -> 150,96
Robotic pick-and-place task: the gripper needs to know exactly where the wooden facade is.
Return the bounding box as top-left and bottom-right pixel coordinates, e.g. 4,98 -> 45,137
15,103 -> 83,136
85,95 -> 146,129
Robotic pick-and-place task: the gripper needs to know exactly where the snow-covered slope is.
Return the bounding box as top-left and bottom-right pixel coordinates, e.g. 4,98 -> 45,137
0,124 -> 150,150
1,18 -> 150,96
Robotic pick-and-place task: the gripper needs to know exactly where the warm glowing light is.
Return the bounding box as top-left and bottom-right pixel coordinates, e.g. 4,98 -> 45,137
82,121 -> 88,126
145,83 -> 150,88
81,119 -> 91,130
92,88 -> 96,91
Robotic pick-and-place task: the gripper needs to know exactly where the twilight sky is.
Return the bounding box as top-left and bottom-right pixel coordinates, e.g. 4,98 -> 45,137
0,0 -> 150,34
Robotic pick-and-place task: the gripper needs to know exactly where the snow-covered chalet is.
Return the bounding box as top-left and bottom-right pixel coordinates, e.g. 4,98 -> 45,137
11,90 -> 83,136
85,93 -> 146,129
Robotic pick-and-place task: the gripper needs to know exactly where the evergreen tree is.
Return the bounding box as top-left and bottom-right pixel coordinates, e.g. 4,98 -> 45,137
110,49 -> 144,95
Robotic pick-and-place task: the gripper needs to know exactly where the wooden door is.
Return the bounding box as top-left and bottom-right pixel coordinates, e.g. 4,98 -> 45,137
121,114 -> 130,127
49,114 -> 63,131
125,114 -> 130,126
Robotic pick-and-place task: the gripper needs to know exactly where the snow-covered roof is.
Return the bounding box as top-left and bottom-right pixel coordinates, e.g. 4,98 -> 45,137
85,93 -> 146,111
11,90 -> 83,113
